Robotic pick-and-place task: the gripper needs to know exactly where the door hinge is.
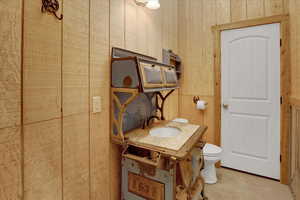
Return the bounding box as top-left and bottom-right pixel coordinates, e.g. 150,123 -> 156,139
280,155 -> 282,163
280,96 -> 283,105
280,39 -> 282,47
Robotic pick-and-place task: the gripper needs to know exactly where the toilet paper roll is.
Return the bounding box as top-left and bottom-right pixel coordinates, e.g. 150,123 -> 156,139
196,100 -> 207,110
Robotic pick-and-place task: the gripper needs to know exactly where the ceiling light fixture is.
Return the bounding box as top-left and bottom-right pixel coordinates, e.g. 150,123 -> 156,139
135,0 -> 160,10
135,0 -> 148,7
146,0 -> 160,9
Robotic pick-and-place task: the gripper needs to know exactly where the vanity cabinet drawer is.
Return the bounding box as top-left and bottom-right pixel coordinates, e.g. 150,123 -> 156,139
162,67 -> 178,87
139,62 -> 164,88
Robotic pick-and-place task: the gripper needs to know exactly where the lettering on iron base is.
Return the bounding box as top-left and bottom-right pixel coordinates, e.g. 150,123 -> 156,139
128,172 -> 165,200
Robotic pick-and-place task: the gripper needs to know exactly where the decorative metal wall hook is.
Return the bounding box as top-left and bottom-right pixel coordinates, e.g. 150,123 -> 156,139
193,96 -> 208,106
193,96 -> 200,104
41,0 -> 63,20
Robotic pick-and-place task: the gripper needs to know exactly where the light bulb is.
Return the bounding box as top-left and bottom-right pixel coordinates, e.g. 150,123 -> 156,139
146,0 -> 160,9
135,0 -> 148,7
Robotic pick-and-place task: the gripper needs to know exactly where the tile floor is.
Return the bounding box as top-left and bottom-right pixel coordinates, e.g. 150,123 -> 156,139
205,168 -> 294,200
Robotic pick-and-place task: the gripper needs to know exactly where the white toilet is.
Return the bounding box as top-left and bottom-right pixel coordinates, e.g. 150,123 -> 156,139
201,143 -> 222,184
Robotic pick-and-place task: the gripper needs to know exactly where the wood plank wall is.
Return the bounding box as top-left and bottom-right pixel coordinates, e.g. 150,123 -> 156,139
178,0 -> 289,144
0,0 -> 110,199
289,0 -> 300,198
0,0 -> 22,199
290,106 -> 300,200
2,0 -> 299,199
109,0 -> 179,199
0,0 -> 178,199
290,0 -> 300,100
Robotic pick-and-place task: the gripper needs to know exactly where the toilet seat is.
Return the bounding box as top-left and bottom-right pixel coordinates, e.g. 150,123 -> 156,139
203,143 -> 222,157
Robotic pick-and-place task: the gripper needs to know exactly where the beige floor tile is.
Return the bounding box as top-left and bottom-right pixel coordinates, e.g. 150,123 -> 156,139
205,168 -> 293,200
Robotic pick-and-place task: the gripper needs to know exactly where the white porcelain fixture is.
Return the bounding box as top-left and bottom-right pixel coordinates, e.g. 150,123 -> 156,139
149,126 -> 181,138
172,118 -> 189,123
201,143 -> 222,184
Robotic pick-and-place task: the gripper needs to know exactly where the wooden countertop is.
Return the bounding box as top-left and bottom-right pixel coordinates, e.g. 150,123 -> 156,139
124,121 -> 207,159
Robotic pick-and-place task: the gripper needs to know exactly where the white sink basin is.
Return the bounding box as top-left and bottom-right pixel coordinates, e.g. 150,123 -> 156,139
149,126 -> 181,138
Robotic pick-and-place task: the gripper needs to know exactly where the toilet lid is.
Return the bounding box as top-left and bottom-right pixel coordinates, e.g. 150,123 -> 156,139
203,143 -> 222,157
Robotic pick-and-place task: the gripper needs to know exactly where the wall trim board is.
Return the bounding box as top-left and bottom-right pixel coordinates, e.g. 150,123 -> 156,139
289,105 -> 300,200
212,14 -> 291,184
21,0 -> 25,197
212,14 -> 289,31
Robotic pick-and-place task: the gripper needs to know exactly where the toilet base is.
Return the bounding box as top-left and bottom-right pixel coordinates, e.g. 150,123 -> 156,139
201,162 -> 218,184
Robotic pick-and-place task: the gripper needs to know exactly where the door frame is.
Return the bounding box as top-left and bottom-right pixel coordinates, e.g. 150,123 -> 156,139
212,15 -> 290,184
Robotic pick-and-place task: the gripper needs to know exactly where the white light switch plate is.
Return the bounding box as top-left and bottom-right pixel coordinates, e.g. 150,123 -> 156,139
92,96 -> 101,113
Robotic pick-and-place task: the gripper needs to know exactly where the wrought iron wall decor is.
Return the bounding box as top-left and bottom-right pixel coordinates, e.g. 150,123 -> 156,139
41,0 -> 63,20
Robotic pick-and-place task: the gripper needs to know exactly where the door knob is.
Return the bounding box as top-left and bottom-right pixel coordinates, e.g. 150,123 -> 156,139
222,104 -> 229,109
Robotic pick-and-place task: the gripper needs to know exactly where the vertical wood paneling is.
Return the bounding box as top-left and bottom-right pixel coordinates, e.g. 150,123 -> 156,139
265,0 -> 284,16
290,0 -> 300,99
63,114 -> 90,200
179,95 -> 215,143
62,0 -> 89,117
89,0 -> 110,199
110,0 -> 125,48
24,120 -> 61,200
23,0 -> 61,124
161,0 -> 178,52
180,95 -> 204,125
290,106 -> 300,200
178,0 -> 288,146
246,0 -> 265,19
89,112 -> 110,200
62,0 -> 90,200
0,127 -> 22,200
289,0 -> 297,99
231,0 -> 247,22
1,0 -> 23,199
283,0 -> 289,13
125,0 -> 138,52
178,0 -> 189,85
19,1 -> 181,200
22,0 -> 62,199
171,1 -> 178,52
295,0 -> 300,99
163,90 -> 179,120
0,1 -> 22,199
0,0 -> 22,129
290,0 -> 300,194
161,0 -> 171,50
179,0 -> 217,96
160,0 -> 178,119
182,0 -> 202,95
136,8 -> 149,55
4,0 -> 299,199
202,0 -> 217,96
216,0 -> 231,24
147,9 -> 163,60
110,1 -> 125,199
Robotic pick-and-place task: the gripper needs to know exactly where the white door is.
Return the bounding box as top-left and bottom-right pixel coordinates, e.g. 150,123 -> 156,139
221,23 -> 281,179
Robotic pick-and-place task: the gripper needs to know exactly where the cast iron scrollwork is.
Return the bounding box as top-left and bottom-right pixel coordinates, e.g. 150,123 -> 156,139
41,0 -> 63,20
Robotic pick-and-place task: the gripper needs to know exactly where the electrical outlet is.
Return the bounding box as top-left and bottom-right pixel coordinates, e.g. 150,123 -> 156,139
92,96 -> 101,113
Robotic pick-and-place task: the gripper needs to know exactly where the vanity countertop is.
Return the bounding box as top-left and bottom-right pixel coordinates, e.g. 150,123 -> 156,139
124,121 -> 207,159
